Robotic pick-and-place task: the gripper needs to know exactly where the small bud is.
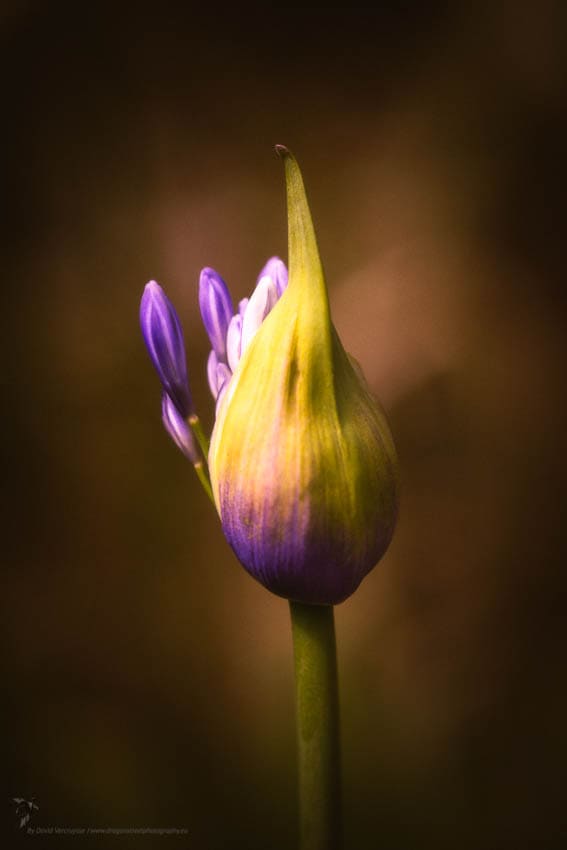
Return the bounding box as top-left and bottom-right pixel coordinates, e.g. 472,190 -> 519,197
140,281 -> 193,417
161,393 -> 200,463
199,268 -> 234,361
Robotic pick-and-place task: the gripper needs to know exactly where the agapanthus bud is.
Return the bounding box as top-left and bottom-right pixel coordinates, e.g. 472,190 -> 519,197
161,393 -> 199,463
199,268 -> 234,361
208,148 -> 399,605
140,280 -> 193,417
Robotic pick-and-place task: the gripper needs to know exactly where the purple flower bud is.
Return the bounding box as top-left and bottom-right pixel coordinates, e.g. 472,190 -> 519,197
140,281 -> 193,417
161,393 -> 200,463
199,268 -> 234,361
257,256 -> 288,297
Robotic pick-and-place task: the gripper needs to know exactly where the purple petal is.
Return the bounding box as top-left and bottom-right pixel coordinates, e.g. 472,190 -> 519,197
140,281 -> 193,417
257,256 -> 288,297
241,275 -> 278,354
238,297 -> 249,317
226,313 -> 243,373
161,393 -> 199,463
199,268 -> 234,360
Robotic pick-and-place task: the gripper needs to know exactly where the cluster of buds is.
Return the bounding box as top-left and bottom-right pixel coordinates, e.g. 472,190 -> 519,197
140,147 -> 399,605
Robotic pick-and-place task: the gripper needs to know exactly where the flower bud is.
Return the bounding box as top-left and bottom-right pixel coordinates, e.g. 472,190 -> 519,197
199,268 -> 234,361
208,148 -> 399,605
161,393 -> 199,463
140,280 -> 193,418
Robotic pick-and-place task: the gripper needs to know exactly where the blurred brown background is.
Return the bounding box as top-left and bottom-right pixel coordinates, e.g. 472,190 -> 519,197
3,2 -> 567,848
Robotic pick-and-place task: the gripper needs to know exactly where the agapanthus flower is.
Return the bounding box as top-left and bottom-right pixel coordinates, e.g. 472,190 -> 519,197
141,147 -> 398,605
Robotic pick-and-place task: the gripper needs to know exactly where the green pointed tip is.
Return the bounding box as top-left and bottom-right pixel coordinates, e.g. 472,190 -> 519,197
275,147 -> 329,326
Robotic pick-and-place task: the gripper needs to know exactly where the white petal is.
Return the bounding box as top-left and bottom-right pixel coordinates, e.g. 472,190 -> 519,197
257,256 -> 288,297
226,314 -> 243,372
241,276 -> 278,354
207,350 -> 220,399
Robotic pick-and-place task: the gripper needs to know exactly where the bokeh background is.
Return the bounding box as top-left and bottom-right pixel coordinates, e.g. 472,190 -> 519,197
4,2 -> 567,847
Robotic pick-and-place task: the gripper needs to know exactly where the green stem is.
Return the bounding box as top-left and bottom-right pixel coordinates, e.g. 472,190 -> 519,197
290,601 -> 342,850
193,461 -> 214,504
186,414 -> 215,505
188,414 -> 210,459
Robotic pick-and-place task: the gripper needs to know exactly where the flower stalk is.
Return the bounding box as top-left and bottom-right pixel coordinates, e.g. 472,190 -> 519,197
290,601 -> 342,850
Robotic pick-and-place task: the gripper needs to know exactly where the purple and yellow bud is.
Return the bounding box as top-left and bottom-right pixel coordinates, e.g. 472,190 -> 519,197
208,148 -> 399,605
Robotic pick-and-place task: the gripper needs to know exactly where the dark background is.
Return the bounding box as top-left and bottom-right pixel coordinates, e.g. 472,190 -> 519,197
3,2 -> 567,848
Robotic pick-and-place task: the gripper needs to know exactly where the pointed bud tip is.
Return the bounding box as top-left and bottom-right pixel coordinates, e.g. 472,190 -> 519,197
275,144 -> 291,159
199,268 -> 215,288
143,279 -> 161,296
199,267 -> 230,295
